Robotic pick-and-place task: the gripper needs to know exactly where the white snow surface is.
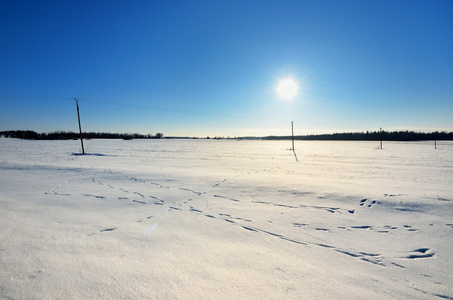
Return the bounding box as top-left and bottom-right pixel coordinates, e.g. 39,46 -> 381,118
1,138 -> 452,299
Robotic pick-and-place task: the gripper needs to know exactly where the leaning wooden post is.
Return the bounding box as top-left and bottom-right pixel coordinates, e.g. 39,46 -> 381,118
74,98 -> 85,154
291,121 -> 295,151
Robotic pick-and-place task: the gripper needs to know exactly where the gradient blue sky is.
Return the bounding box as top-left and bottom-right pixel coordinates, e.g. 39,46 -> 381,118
1,0 -> 452,137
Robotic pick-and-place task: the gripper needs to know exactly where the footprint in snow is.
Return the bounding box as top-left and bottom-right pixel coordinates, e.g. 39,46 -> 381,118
213,194 -> 241,202
132,200 -> 147,204
100,227 -> 117,232
212,179 -> 227,188
359,199 -> 377,208
384,225 -> 398,230
87,227 -> 117,236
137,216 -> 153,223
367,200 -> 377,207
180,188 -> 204,196
315,228 -> 330,232
405,248 -> 435,259
351,225 -> 372,229
83,194 -> 106,199
241,226 -> 256,232
239,218 -> 252,222
224,219 -> 236,224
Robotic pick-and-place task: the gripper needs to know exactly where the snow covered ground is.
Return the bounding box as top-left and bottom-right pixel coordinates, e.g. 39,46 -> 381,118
1,138 -> 452,299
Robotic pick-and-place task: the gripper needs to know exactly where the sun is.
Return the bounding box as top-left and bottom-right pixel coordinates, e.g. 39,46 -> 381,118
276,77 -> 298,100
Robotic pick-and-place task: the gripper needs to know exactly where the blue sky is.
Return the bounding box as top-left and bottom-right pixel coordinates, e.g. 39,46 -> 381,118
1,0 -> 452,137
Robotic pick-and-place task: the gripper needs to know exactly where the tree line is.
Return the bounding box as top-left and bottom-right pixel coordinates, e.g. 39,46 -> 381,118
1,130 -> 452,141
256,130 -> 453,141
0,130 -> 164,140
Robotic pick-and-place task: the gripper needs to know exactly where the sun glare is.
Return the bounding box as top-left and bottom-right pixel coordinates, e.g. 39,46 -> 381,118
276,78 -> 298,100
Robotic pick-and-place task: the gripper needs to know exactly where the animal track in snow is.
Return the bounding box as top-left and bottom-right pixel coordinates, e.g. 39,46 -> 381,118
212,179 -> 227,187
185,208 -> 375,264
150,182 -> 170,189
253,200 -> 341,214
277,189 -> 313,197
223,218 -> 236,224
405,248 -> 435,259
351,225 -> 372,229
187,207 -> 252,224
367,200 -> 377,207
83,194 -> 106,199
334,249 -> 384,266
179,187 -> 204,196
275,203 -> 298,209
235,217 -> 252,222
391,262 -> 406,269
100,227 -> 117,232
315,228 -> 330,232
359,198 -> 377,208
44,176 -> 79,195
148,195 -> 165,203
87,227 -> 117,236
137,216 -> 153,223
179,202 -> 394,267
241,226 -> 257,232
311,206 -> 340,213
76,171 -> 438,273
384,193 -> 406,197
132,200 -> 147,204
214,194 -> 241,202
384,225 -> 398,230
189,207 -> 202,213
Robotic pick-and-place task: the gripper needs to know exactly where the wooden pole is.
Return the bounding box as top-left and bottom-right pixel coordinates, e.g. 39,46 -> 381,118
74,98 -> 85,154
434,132 -> 437,149
379,127 -> 383,150
291,121 -> 295,151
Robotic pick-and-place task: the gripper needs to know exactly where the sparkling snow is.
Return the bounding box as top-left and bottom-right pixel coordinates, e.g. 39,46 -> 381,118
1,138 -> 452,299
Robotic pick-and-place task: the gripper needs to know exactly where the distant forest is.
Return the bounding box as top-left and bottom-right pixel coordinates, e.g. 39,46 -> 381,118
253,130 -> 453,141
0,130 -> 163,140
1,130 -> 452,141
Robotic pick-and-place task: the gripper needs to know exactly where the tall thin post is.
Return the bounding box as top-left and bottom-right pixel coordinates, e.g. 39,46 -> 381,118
379,127 -> 383,150
291,121 -> 295,151
434,132 -> 437,149
74,98 -> 85,154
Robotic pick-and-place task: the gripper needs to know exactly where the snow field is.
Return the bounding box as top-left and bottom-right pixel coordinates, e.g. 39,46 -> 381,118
1,138 -> 452,299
